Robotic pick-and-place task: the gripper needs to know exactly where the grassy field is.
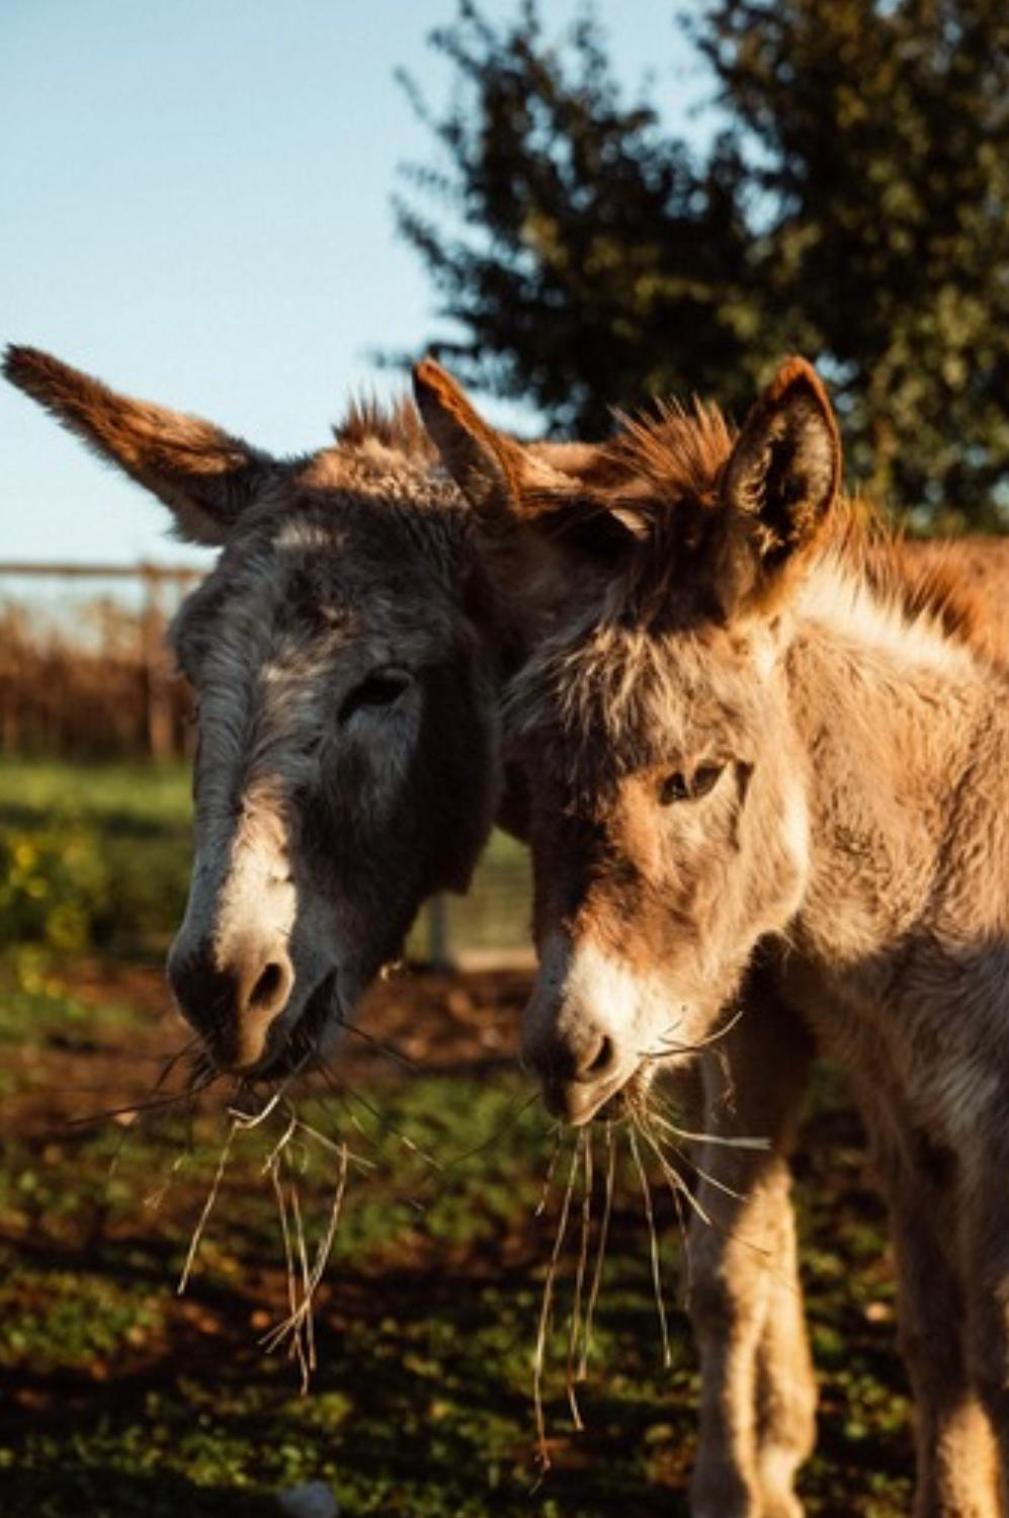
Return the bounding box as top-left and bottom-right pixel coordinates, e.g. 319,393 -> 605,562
0,761 -> 913,1517
0,757 -> 531,965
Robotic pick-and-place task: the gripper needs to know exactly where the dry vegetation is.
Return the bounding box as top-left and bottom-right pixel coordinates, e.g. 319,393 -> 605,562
0,581 -> 194,760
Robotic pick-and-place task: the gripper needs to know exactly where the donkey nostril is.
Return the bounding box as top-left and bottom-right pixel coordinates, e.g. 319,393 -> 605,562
249,961 -> 285,1013
584,1034 -> 615,1078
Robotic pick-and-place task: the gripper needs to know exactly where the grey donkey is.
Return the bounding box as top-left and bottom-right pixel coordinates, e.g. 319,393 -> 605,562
3,345 -> 505,1077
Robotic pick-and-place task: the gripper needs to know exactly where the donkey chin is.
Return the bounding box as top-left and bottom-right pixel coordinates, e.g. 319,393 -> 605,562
544,1061 -> 660,1128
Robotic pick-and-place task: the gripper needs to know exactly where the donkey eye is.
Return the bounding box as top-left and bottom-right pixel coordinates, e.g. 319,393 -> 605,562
339,668 -> 411,723
691,764 -> 724,799
658,765 -> 724,805
659,772 -> 690,805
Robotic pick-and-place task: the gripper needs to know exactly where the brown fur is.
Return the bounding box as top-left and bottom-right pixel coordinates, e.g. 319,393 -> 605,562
335,393 -> 437,460
417,355 -> 1009,1517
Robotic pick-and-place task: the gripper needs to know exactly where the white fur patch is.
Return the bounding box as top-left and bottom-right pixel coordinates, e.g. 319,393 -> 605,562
213,782 -> 297,962
534,932 -> 684,1062
800,562 -> 975,677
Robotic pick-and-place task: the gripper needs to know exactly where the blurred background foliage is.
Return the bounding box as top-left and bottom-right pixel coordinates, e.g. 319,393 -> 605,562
397,0 -> 1009,527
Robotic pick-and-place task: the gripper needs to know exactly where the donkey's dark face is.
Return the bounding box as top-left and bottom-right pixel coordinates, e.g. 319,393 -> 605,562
169,485 -> 498,1073
5,348 -> 499,1074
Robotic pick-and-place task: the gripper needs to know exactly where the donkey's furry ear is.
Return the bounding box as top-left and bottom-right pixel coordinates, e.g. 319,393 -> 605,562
412,358 -> 576,529
721,357 -> 840,571
411,358 -> 524,523
3,344 -> 272,545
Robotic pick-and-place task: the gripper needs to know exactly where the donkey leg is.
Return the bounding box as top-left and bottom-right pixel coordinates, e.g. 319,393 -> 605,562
960,1171 -> 1009,1516
753,1187 -> 817,1518
871,1117 -> 999,1518
686,993 -> 814,1518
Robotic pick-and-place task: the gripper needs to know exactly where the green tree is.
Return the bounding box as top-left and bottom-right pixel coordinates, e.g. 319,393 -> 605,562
397,0 -> 1009,524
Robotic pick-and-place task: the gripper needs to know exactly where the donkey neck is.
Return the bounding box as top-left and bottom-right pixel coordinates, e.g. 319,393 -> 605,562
785,561 -> 1008,974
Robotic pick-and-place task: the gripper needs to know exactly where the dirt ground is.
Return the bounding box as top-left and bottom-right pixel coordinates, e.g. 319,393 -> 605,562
1,961 -> 912,1518
6,960 -> 532,1134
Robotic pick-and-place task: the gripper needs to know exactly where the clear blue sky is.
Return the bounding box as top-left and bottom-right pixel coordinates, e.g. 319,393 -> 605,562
1,0 -> 704,568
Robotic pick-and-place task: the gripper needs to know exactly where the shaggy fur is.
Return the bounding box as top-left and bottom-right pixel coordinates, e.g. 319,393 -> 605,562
416,353 -> 1009,1518
12,343 -> 1009,1513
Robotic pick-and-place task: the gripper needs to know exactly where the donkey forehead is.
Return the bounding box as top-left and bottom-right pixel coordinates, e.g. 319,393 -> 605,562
172,497 -> 461,666
508,620 -> 770,785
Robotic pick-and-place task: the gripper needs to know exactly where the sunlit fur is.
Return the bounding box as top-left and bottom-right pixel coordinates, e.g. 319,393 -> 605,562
509,368 -> 1009,1517
415,353 -> 1009,1518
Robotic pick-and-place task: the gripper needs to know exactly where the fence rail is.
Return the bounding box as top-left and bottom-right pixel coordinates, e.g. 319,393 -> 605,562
0,561 -> 201,760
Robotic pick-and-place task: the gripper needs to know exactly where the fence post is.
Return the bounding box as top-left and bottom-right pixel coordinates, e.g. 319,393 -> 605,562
140,568 -> 173,761
426,894 -> 452,970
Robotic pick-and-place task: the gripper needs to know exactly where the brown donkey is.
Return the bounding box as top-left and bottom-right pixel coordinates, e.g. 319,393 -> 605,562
416,356 -> 1009,1517
3,345 -> 508,1077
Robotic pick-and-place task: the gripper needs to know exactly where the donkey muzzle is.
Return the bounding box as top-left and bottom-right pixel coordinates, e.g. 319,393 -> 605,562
167,933 -> 295,1072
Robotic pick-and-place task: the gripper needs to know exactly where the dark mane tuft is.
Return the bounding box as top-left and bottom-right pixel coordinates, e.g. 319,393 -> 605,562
603,397 -> 735,504
335,394 -> 436,460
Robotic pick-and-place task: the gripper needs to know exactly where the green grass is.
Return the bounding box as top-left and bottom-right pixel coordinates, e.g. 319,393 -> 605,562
0,757 -> 193,959
0,756 -> 194,832
0,756 -> 531,962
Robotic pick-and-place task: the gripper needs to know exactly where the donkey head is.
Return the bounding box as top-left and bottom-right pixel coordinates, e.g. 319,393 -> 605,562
417,357 -> 840,1122
5,347 -> 500,1075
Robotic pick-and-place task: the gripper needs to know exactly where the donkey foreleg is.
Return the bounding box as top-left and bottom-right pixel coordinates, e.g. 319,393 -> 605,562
870,1110 -> 999,1518
753,1190 -> 817,1518
958,1159 -> 1009,1518
686,996 -> 815,1518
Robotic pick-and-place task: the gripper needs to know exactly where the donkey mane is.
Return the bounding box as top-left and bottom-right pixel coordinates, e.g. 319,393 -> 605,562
603,396 -> 735,501
592,400 -> 985,656
334,394 -> 436,461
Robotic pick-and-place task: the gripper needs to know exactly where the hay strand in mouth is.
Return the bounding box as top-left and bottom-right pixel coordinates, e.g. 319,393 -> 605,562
628,1123 -> 671,1370
533,1134 -> 580,1472
565,1131 -> 592,1429
267,1154 -> 310,1390
177,1116 -> 239,1294
646,1095 -> 770,1152
635,1114 -> 713,1232
579,1120 -> 616,1380
534,1128 -> 564,1219
647,1115 -> 747,1204
262,1131 -> 351,1392
644,1002 -> 748,1061
291,1181 -> 315,1380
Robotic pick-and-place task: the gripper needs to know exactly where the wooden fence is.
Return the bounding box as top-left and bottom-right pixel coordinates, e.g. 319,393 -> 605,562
0,562 -> 202,760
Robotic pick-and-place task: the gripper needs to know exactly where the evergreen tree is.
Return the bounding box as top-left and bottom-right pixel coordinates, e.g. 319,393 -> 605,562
397,0 -> 1009,523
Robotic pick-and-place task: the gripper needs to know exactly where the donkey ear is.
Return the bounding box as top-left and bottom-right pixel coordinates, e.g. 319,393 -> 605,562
414,358 -> 637,625
412,358 -> 575,527
721,357 -> 840,573
412,357 -> 521,523
3,345 -> 273,545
